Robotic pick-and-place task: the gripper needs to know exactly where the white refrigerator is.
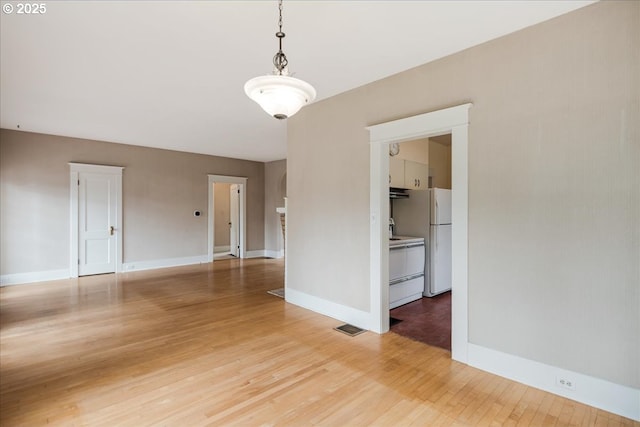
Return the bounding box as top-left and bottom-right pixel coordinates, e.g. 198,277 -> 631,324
393,188 -> 452,297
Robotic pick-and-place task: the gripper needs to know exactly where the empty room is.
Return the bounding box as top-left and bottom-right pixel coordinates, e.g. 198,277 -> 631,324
1,1 -> 638,425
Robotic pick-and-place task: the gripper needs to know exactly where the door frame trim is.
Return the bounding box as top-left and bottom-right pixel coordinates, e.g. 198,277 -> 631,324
229,183 -> 241,257
69,163 -> 124,278
207,175 -> 248,262
367,103 -> 471,363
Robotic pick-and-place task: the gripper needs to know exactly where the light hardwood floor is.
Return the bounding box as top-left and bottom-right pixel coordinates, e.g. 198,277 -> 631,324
1,258 -> 636,426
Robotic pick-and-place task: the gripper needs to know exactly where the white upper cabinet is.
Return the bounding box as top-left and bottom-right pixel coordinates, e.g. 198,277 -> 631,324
404,160 -> 429,190
389,156 -> 405,188
390,158 -> 429,190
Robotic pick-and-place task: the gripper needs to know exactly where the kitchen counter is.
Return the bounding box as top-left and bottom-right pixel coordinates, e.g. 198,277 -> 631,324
389,235 -> 425,247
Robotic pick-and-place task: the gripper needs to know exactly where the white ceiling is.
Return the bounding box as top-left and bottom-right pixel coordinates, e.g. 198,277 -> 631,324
0,1 -> 596,162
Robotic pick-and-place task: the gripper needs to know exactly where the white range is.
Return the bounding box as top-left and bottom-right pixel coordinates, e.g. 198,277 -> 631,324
389,236 -> 425,309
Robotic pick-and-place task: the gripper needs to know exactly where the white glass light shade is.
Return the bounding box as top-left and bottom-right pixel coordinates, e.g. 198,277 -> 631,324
244,75 -> 316,120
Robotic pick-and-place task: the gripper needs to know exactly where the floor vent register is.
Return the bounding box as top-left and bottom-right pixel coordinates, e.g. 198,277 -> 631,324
334,324 -> 366,337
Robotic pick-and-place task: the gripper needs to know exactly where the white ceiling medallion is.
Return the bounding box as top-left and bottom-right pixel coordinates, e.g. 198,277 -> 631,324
244,0 -> 316,120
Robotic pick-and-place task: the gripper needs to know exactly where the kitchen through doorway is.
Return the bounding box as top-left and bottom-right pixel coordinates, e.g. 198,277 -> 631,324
368,103 -> 471,362
389,134 -> 453,351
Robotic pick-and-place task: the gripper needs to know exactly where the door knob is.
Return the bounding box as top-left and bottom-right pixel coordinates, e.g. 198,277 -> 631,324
109,226 -> 115,235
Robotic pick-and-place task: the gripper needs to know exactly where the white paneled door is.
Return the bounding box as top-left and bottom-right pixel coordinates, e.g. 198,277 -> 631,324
78,172 -> 117,276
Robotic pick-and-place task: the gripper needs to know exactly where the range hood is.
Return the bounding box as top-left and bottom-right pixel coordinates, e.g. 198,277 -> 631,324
389,188 -> 409,199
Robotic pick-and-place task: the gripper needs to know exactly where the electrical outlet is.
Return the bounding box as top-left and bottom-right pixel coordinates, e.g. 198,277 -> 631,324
556,376 -> 576,390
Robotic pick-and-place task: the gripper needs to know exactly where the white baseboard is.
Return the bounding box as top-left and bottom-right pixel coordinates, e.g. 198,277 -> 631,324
468,343 -> 640,421
122,255 -> 208,272
264,249 -> 285,259
0,269 -> 70,286
285,287 -> 371,331
244,250 -> 267,259
1,251 -> 278,284
214,245 -> 230,253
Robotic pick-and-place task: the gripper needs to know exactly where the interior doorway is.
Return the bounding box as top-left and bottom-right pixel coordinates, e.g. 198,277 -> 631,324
229,184 -> 240,258
367,103 -> 471,364
389,134 -> 452,350
69,163 -> 124,278
207,175 -> 247,262
212,183 -> 240,259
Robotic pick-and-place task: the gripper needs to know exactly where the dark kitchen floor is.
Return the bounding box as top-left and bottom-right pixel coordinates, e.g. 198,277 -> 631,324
390,291 -> 451,351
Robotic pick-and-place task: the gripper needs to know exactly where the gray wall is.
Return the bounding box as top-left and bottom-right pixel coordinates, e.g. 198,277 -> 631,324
264,159 -> 286,256
0,130 -> 265,274
287,1 -> 639,389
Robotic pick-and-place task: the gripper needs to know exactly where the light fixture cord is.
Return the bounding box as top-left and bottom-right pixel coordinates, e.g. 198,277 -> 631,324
273,0 -> 288,75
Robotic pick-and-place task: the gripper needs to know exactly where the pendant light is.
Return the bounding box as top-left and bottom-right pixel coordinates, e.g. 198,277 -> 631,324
244,0 -> 316,120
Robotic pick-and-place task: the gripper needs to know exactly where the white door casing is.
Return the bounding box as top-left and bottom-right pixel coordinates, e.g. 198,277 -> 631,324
230,184 -> 240,257
367,103 -> 471,364
208,175 -> 247,262
70,163 -> 123,278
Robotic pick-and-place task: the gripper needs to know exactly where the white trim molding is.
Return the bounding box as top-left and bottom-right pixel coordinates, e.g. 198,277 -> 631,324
2,249 -> 273,286
468,344 -> 640,421
367,103 -> 471,365
0,269 -> 70,286
286,288 -> 371,331
367,104 -> 472,145
122,255 -> 208,272
69,163 -> 124,279
245,250 -> 267,259
265,249 -> 285,259
207,175 -> 248,263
